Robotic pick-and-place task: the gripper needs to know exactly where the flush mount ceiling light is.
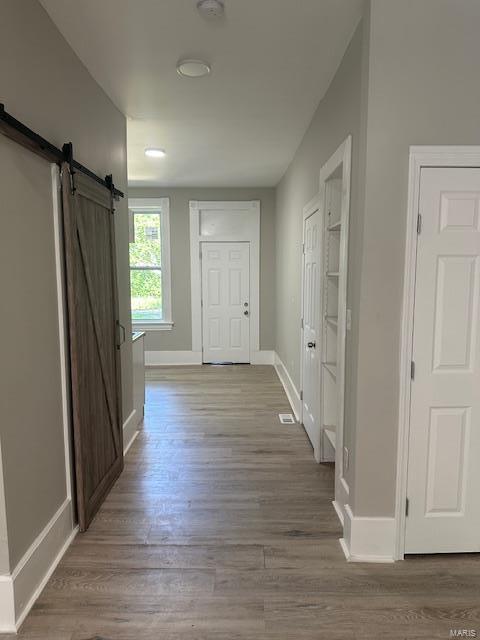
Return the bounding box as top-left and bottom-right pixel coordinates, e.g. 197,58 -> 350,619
197,0 -> 225,19
144,148 -> 166,158
176,59 -> 211,78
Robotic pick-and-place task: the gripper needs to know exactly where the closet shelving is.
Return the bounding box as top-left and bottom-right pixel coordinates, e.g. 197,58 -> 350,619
325,315 -> 338,327
313,135 -> 351,517
327,220 -> 341,232
320,176 -> 343,462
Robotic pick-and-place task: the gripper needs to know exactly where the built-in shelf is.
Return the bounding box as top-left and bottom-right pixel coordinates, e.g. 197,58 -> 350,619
324,426 -> 336,450
327,221 -> 341,232
321,173 -> 347,464
322,362 -> 337,379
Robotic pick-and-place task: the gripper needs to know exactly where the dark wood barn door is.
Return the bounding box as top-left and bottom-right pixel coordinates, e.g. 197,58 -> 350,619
61,165 -> 123,531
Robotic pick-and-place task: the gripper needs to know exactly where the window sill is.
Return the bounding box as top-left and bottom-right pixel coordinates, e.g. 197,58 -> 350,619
132,321 -> 174,332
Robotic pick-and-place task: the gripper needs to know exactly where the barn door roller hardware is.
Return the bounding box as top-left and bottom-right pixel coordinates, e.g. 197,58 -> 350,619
0,103 -> 124,199
62,142 -> 76,195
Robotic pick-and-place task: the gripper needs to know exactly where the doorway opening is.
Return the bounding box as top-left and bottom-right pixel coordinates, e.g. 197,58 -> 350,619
189,200 -> 261,364
396,146 -> 480,558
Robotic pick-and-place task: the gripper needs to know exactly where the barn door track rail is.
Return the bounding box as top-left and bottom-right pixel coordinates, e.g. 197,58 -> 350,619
0,103 -> 124,199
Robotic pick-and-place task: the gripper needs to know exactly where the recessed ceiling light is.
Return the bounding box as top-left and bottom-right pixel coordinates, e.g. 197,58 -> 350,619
144,148 -> 166,158
176,59 -> 211,78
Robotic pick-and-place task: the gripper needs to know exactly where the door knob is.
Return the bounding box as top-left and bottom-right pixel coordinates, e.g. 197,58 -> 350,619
244,310 -> 249,316
307,341 -> 316,348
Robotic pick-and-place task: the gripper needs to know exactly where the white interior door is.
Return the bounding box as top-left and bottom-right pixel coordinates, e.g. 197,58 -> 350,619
406,167 -> 480,553
201,242 -> 250,363
302,210 -> 322,459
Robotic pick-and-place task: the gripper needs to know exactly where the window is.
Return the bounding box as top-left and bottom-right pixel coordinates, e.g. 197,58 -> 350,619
128,198 -> 172,329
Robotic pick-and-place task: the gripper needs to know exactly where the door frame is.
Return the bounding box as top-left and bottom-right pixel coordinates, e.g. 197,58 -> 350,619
300,194 -> 322,460
395,145 -> 480,560
51,165 -> 74,508
189,200 -> 260,363
320,136 -> 351,517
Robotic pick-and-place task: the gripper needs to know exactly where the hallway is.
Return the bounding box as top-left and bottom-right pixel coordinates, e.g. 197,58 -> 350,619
13,366 -> 480,639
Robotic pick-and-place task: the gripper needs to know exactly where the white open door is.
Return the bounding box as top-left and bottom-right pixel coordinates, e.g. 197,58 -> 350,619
301,209 -> 322,460
406,167 -> 480,553
201,242 -> 250,363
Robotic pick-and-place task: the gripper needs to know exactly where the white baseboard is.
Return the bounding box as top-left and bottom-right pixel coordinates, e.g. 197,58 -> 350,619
250,350 -> 275,365
0,498 -> 77,632
146,350 -> 275,366
338,537 -> 351,561
340,504 -> 395,563
124,430 -> 139,456
332,500 -> 345,526
145,350 -> 202,366
273,353 -> 301,421
122,409 -> 139,455
0,578 -> 15,633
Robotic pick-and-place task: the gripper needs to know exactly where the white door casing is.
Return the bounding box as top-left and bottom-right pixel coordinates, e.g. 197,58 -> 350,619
189,201 -> 260,361
318,136 -> 351,520
201,242 -> 250,363
405,166 -> 480,553
301,208 -> 322,460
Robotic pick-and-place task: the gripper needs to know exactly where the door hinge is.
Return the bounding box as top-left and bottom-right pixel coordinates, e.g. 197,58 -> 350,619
301,318 -> 304,329
410,360 -> 415,380
405,497 -> 410,517
300,390 -> 303,401
199,249 -> 202,259
417,213 -> 422,234
302,242 -> 305,254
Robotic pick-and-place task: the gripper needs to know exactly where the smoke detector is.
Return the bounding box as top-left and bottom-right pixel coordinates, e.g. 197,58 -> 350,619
197,0 -> 225,19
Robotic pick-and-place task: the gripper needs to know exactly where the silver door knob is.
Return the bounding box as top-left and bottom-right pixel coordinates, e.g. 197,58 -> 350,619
307,341 -> 316,348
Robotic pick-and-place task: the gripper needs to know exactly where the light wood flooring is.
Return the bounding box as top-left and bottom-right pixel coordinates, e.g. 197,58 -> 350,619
13,365 -> 480,639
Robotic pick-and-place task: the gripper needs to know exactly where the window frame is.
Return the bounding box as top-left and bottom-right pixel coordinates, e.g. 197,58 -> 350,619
128,197 -> 172,330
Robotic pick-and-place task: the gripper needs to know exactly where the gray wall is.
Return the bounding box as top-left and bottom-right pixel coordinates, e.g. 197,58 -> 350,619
275,19 -> 367,487
275,0 -> 480,517
128,187 -> 276,353
0,441 -> 8,575
352,0 -> 480,516
0,0 -> 131,568
0,138 -> 68,570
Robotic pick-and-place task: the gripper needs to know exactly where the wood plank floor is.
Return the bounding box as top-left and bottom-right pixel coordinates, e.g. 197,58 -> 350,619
14,365 -> 480,639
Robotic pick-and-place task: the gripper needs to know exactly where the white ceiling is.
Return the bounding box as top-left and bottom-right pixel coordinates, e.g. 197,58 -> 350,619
40,0 -> 362,187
